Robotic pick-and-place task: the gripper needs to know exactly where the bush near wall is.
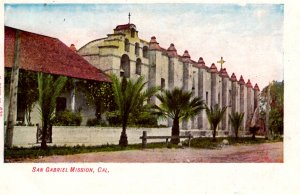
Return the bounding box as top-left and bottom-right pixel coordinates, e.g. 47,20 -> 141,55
52,110 -> 82,126
86,111 -> 158,127
132,112 -> 158,127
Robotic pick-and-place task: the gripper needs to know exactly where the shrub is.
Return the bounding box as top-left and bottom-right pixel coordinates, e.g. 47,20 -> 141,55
52,110 -> 82,126
106,111 -> 158,127
106,111 -> 122,126
86,118 -> 101,126
134,112 -> 158,127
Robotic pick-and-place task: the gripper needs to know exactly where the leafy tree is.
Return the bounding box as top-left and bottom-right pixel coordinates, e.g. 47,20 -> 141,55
18,71 -> 39,125
229,112 -> 244,139
260,80 -> 284,137
205,104 -> 227,141
79,80 -> 115,123
5,69 -> 38,125
110,74 -> 159,147
37,73 -> 67,149
154,87 -> 204,144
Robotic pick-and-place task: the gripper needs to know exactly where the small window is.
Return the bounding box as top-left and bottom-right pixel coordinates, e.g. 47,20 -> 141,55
218,93 -> 220,105
206,91 -> 209,105
161,78 -> 165,90
125,39 -> 130,52
135,43 -> 139,56
143,46 -> 148,58
56,97 -> 67,113
120,70 -> 125,77
136,59 -> 142,75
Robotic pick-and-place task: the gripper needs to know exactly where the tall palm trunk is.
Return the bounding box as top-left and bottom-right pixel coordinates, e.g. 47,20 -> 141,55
41,120 -> 48,149
235,131 -> 238,139
212,126 -> 217,141
119,115 -> 128,147
171,117 -> 180,144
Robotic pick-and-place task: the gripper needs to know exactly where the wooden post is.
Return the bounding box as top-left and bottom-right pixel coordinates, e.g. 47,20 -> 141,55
142,131 -> 147,149
5,30 -> 21,148
188,134 -> 192,147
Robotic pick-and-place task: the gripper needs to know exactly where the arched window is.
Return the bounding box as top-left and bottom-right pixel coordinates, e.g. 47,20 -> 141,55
131,28 -> 135,38
143,46 -> 148,58
120,54 -> 130,78
135,43 -> 139,56
125,38 -> 130,52
161,78 -> 165,90
136,58 -> 142,75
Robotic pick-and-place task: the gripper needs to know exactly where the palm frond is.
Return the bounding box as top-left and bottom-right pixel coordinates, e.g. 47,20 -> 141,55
229,112 -> 244,131
154,87 -> 205,122
37,73 -> 67,123
205,104 -> 227,130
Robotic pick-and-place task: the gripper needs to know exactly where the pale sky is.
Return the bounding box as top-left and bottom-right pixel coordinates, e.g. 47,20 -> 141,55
4,3 -> 284,89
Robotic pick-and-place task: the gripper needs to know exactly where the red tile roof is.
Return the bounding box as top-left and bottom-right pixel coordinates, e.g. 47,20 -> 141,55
5,26 -> 110,82
114,23 -> 136,31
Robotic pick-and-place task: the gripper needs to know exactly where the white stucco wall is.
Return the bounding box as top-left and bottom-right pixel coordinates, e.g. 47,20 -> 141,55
9,126 -> 231,147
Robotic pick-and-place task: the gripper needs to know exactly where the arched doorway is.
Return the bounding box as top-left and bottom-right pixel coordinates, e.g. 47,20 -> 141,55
120,54 -> 130,78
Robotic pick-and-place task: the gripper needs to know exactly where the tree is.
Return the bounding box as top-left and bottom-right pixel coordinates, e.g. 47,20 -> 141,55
205,104 -> 227,141
153,87 -> 204,144
19,71 -> 39,125
78,80 -> 116,123
5,70 -> 39,125
229,112 -> 244,139
110,74 -> 159,147
260,80 -> 284,138
37,73 -> 67,149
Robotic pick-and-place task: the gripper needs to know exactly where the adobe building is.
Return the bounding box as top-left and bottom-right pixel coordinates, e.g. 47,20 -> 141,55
4,26 -> 110,126
78,23 -> 260,135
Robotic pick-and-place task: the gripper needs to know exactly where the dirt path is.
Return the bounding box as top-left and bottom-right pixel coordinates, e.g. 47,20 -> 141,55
22,142 -> 283,163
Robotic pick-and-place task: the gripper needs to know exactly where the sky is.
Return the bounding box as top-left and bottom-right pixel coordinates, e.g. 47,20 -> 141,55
4,3 -> 284,89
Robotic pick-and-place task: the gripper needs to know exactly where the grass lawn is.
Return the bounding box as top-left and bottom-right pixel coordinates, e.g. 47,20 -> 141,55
4,137 -> 283,162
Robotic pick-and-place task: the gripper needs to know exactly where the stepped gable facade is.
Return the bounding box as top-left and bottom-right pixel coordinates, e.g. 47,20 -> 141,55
78,23 -> 260,133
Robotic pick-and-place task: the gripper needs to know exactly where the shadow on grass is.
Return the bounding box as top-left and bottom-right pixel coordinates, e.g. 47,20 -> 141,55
4,142 -> 178,162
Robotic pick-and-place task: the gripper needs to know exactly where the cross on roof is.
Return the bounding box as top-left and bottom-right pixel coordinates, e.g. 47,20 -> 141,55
128,12 -> 131,24
217,57 -> 225,70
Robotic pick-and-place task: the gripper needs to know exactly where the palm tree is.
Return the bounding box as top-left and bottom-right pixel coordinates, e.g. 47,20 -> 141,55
110,74 -> 160,147
37,73 -> 67,149
153,87 -> 204,144
229,112 -> 244,139
205,104 -> 227,141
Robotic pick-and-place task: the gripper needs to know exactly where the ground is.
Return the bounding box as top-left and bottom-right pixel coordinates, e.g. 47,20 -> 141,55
20,142 -> 283,163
